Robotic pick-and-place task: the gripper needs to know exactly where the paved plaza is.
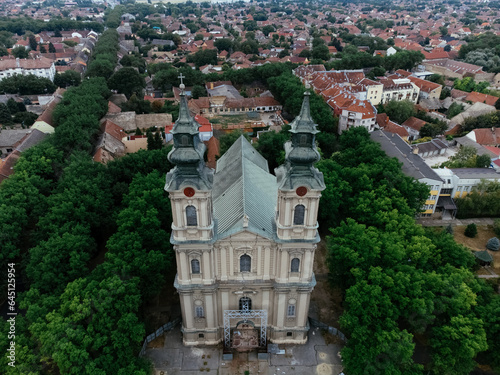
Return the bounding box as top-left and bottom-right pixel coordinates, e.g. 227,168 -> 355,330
145,325 -> 344,375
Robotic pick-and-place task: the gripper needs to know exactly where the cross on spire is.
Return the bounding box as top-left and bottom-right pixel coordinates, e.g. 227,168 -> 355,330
178,73 -> 186,94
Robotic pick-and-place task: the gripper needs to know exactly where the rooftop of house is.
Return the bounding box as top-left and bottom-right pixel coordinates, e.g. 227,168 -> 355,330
370,129 -> 443,182
451,168 -> 500,180
403,116 -> 427,131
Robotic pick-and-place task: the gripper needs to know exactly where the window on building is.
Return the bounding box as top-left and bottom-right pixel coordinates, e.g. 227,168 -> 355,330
287,304 -> 296,317
240,254 -> 251,272
186,205 -> 197,226
199,333 -> 204,338
293,205 -> 305,225
239,297 -> 252,311
195,306 -> 204,318
191,259 -> 200,274
287,331 -> 293,337
291,258 -> 300,272
440,188 -> 453,195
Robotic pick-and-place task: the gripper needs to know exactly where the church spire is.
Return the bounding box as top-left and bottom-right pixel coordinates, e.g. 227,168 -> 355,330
275,86 -> 324,191
286,86 -> 321,169
165,73 -> 212,191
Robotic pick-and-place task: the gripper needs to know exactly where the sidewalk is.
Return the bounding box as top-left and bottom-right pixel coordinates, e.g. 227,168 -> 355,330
145,325 -> 344,375
418,218 -> 496,227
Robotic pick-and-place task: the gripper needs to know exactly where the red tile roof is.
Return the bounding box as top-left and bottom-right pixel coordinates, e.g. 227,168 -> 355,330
0,151 -> 21,183
403,116 -> 427,131
408,76 -> 441,93
465,91 -> 499,106
472,128 -> 500,146
204,136 -> 219,170
101,119 -> 125,141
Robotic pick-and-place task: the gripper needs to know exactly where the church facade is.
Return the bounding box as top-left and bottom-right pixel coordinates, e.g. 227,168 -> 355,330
165,82 -> 325,346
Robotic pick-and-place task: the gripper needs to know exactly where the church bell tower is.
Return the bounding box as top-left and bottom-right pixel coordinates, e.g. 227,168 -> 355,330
275,87 -> 326,241
165,75 -> 214,242
165,76 -> 218,345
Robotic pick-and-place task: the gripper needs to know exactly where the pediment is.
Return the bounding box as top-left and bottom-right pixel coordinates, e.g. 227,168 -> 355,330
216,229 -> 273,245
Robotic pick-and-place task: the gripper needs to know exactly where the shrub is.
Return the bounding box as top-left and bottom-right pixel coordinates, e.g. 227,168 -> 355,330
486,237 -> 500,251
465,223 -> 478,238
494,219 -> 500,236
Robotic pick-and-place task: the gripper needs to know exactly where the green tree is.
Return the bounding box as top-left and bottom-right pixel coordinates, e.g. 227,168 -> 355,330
214,38 -> 233,52
11,46 -> 29,58
48,42 -> 56,53
262,25 -> 275,36
385,50 -> 424,71
54,70 -> 81,88
219,130 -> 250,156
191,84 -> 206,99
28,34 -> 37,51
36,275 -> 149,375
384,100 -> 416,124
299,49 -> 311,58
447,102 -> 464,119
254,130 -> 288,172
454,77 -> 477,92
0,102 -> 11,124
85,59 -> 115,80
311,44 -> 330,60
108,67 -> 146,98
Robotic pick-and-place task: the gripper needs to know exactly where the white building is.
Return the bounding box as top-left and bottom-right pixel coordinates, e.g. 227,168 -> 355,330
378,78 -> 420,104
338,100 -> 377,134
0,57 -> 56,82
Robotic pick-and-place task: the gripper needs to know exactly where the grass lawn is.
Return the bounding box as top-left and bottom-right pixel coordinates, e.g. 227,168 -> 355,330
209,114 -> 255,128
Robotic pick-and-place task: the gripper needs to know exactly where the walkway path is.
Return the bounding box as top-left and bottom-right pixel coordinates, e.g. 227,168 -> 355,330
418,218 -> 496,227
145,326 -> 344,375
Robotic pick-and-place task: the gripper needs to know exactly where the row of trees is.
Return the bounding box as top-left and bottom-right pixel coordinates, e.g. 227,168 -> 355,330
321,128 -> 500,374
0,25 -> 177,370
0,17 -> 104,34
85,29 -> 120,81
456,180 -> 500,218
0,74 -> 56,95
327,49 -> 425,72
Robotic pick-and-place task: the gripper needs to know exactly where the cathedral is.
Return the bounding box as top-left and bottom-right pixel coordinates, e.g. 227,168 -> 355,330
165,80 -> 325,347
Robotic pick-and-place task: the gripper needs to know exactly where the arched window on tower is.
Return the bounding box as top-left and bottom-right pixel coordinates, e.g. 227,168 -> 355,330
239,297 -> 252,311
293,204 -> 305,225
240,254 -> 251,272
186,205 -> 197,226
191,259 -> 200,274
291,258 -> 300,273
195,306 -> 204,318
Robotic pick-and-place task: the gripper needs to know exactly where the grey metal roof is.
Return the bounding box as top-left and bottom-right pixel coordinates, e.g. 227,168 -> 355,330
450,168 -> 500,180
455,136 -> 497,158
207,85 -> 243,100
370,130 -> 443,182
16,129 -> 47,152
412,139 -> 447,154
213,136 -> 277,240
0,129 -> 30,148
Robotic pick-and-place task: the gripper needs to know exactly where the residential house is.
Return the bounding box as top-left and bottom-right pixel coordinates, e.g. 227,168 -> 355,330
370,129 -> 444,217
0,56 -> 56,82
402,116 -> 427,141
408,76 -> 442,101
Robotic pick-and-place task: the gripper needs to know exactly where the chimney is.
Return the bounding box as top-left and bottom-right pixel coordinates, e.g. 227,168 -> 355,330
210,82 -> 214,89
413,147 -> 419,154
16,58 -> 19,68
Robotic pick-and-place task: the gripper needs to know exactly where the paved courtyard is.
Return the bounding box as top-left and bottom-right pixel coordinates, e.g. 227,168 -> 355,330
145,325 -> 344,375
